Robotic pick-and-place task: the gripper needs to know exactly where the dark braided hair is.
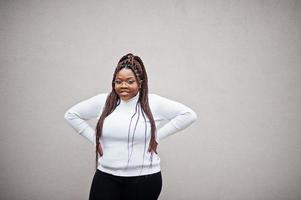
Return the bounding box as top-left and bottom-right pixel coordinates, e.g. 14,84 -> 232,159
94,53 -> 157,173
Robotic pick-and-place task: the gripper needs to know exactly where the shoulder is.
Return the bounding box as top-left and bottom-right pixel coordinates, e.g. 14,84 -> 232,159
148,93 -> 175,106
94,92 -> 109,99
148,93 -> 177,102
148,93 -> 165,102
148,93 -> 194,110
85,92 -> 109,104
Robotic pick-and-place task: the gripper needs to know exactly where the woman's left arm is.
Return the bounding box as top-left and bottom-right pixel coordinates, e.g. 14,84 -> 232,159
151,94 -> 198,143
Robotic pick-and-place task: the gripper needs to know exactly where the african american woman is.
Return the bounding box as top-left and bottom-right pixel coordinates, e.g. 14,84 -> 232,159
64,53 -> 198,200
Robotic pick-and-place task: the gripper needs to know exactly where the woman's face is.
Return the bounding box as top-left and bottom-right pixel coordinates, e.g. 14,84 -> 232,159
114,68 -> 140,101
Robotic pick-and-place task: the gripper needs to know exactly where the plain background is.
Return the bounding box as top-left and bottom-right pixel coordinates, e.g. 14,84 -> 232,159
1,0 -> 300,199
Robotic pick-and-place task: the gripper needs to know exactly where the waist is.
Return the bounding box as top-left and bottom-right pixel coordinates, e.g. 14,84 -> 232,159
98,156 -> 161,177
96,168 -> 162,178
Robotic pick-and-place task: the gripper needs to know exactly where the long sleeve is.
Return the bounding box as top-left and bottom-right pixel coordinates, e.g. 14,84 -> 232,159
63,93 -> 108,145
151,94 -> 198,143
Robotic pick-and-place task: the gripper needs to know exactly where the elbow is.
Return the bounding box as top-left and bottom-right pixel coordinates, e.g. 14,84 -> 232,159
64,109 -> 73,121
190,110 -> 198,123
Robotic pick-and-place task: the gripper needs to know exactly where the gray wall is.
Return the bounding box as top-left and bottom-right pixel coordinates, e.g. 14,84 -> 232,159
1,0 -> 300,199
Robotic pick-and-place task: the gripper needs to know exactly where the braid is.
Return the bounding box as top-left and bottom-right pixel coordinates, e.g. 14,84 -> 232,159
94,53 -> 157,173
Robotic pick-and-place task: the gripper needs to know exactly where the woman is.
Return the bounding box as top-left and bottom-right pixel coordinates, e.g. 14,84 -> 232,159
64,53 -> 197,200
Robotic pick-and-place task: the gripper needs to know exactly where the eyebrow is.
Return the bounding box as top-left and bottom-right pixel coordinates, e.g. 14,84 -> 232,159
115,77 -> 135,80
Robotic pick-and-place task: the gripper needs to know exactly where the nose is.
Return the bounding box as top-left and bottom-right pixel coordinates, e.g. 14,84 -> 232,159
121,82 -> 128,88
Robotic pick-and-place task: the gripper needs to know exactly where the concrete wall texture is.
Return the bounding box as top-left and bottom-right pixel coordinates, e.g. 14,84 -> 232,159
0,0 -> 300,199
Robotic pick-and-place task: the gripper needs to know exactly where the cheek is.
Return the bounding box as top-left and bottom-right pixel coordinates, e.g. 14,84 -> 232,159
131,84 -> 139,91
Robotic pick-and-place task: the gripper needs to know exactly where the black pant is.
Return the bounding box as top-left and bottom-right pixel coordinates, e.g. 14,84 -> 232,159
89,169 -> 162,200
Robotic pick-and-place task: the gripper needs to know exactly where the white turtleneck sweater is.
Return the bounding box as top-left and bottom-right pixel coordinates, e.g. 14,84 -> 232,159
64,92 -> 197,177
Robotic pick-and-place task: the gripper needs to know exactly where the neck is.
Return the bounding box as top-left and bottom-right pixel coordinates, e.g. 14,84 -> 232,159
120,91 -> 140,104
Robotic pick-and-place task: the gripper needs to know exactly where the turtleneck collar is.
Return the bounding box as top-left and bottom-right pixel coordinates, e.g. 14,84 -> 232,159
119,91 -> 140,105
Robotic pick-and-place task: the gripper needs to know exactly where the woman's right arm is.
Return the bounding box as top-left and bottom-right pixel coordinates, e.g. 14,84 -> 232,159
63,93 -> 108,145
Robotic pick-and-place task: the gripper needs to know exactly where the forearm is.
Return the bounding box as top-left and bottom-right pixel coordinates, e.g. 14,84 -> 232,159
156,111 -> 197,142
64,110 -> 96,145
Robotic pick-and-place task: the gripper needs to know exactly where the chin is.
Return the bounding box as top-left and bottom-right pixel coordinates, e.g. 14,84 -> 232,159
118,93 -> 129,98
119,92 -> 130,96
